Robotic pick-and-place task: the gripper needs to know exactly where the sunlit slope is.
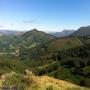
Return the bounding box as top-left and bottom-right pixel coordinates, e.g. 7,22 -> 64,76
28,75 -> 89,90
47,37 -> 82,51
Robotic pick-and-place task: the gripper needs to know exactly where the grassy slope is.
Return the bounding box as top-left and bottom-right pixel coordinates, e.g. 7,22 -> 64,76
27,75 -> 89,90
0,73 -> 89,90
47,37 -> 82,51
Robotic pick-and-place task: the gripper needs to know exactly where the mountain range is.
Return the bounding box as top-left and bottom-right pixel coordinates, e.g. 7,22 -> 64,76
0,25 -> 90,37
50,30 -> 75,37
0,30 -> 25,36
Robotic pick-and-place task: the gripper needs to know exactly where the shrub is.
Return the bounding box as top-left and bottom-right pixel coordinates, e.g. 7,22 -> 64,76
2,73 -> 30,90
55,68 -> 71,80
46,85 -> 53,90
79,78 -> 90,87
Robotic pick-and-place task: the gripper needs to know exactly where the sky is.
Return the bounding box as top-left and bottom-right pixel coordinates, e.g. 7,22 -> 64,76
0,0 -> 90,32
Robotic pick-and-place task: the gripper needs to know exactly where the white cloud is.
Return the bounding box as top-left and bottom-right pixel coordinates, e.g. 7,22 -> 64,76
22,19 -> 36,24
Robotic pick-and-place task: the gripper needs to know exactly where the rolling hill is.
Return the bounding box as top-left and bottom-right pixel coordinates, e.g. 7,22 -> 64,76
47,37 -> 82,51
20,29 -> 55,47
19,37 -> 82,60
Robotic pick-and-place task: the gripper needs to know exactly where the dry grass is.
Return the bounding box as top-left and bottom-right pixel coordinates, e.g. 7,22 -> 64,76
0,71 -> 89,90
27,75 -> 90,90
0,79 -> 2,87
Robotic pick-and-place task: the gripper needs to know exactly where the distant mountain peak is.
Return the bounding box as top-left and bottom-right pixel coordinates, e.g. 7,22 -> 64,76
30,29 -> 38,32
50,30 -> 75,37
21,29 -> 55,46
70,25 -> 90,37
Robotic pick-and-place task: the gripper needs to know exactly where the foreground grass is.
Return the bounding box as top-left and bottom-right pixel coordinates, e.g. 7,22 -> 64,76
28,76 -> 90,90
0,71 -> 90,90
